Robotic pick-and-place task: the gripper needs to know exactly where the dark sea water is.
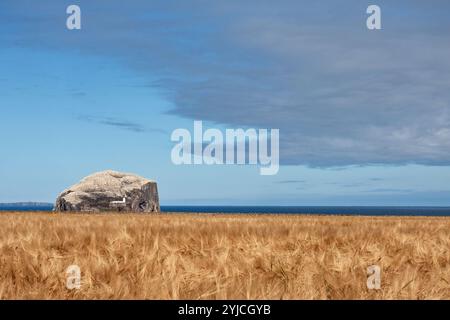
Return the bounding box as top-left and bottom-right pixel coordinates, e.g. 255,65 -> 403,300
1,204 -> 450,216
162,206 -> 450,216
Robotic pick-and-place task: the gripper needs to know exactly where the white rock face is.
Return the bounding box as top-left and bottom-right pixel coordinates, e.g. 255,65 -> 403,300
55,170 -> 160,213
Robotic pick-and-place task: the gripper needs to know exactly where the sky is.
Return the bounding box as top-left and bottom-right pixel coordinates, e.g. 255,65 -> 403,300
1,0 -> 450,205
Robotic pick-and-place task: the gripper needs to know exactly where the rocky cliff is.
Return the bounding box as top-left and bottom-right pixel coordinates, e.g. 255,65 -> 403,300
55,170 -> 160,213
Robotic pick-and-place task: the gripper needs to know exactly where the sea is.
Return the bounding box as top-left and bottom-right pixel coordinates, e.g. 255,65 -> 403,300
1,204 -> 450,216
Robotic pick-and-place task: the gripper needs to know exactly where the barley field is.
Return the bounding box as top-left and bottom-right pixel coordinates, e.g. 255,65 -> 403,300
0,212 -> 448,299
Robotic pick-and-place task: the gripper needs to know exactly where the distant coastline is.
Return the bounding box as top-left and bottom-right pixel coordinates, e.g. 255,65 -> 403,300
0,202 -> 54,211
0,202 -> 53,207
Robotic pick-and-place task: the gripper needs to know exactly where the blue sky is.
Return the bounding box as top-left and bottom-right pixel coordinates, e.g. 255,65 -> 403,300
1,0 -> 450,205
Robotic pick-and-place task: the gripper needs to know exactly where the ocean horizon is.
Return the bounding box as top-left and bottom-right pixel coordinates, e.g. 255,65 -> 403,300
1,204 -> 450,216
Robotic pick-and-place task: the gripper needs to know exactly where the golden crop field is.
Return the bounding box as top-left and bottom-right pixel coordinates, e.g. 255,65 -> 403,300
0,212 -> 448,299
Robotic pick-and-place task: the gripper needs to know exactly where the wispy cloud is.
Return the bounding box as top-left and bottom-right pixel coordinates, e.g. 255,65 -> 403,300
276,180 -> 306,184
363,188 -> 414,194
77,115 -> 167,134
71,91 -> 87,97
